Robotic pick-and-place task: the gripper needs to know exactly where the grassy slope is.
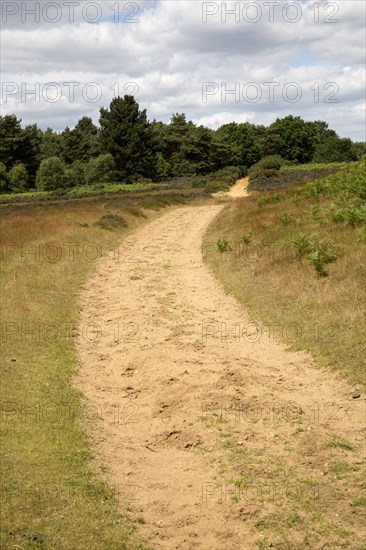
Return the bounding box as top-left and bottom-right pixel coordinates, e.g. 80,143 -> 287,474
0,195 -> 192,549
203,161 -> 366,548
205,160 -> 366,385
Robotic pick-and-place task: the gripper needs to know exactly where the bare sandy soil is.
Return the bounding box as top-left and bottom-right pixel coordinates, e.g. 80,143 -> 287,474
76,193 -> 365,549
212,176 -> 249,199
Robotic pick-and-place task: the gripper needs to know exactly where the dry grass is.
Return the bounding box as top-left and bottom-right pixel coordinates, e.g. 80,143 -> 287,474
1,174 -> 364,548
203,164 -> 366,548
0,196 -> 179,549
205,166 -> 366,385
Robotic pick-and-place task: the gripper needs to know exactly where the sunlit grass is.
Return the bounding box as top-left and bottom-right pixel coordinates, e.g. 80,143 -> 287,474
205,161 -> 366,383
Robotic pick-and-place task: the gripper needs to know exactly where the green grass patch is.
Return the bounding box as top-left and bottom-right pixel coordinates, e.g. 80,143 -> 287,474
280,162 -> 349,172
326,435 -> 356,452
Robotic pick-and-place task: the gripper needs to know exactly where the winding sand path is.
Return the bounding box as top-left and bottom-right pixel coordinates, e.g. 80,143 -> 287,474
76,195 -> 365,549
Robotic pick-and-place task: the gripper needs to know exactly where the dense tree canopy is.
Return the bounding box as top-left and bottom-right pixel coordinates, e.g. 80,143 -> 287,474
0,101 -> 363,193
313,136 -> 358,163
216,122 -> 261,167
264,115 -> 317,163
62,117 -> 100,165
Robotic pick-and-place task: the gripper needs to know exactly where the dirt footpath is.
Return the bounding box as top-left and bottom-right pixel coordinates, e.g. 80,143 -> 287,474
76,202 -> 365,549
213,176 -> 249,199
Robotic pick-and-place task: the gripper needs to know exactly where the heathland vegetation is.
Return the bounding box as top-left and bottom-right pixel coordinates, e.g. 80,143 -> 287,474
1,96 -> 365,548
205,159 -> 366,384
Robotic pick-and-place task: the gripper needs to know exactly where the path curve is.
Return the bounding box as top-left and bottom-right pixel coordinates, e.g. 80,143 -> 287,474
212,176 -> 249,200
77,203 -> 365,549
226,176 -> 250,198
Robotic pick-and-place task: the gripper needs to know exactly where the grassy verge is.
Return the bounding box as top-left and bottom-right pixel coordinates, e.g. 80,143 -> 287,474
0,194 -> 189,549
203,160 -> 366,548
202,413 -> 366,549
204,160 -> 366,385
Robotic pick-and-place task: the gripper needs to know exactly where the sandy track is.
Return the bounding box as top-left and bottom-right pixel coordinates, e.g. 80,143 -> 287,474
212,176 -> 249,199
77,203 -> 365,549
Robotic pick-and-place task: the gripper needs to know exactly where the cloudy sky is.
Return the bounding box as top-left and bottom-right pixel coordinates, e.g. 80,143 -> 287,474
1,0 -> 365,139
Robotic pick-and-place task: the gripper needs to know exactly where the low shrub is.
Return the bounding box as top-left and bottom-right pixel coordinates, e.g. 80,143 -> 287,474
307,242 -> 338,277
94,214 -> 127,230
216,238 -> 232,253
240,229 -> 253,244
257,193 -> 283,207
254,155 -> 285,170
280,213 -> 292,226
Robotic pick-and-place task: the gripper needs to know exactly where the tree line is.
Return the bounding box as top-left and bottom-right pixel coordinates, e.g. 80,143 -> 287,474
0,95 -> 364,193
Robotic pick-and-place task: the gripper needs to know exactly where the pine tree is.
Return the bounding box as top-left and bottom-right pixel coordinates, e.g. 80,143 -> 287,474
0,115 -> 25,169
99,96 -> 155,181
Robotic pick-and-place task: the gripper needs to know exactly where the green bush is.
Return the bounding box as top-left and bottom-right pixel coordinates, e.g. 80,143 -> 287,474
307,242 -> 338,277
8,162 -> 29,193
257,192 -> 283,207
292,232 -> 314,258
290,232 -> 338,276
94,214 -> 127,230
304,180 -> 328,200
240,229 -> 253,244
321,160 -> 366,225
249,167 -> 279,180
216,239 -> 232,253
209,166 -> 242,184
64,161 -> 86,188
86,154 -> 117,185
254,155 -> 284,170
280,213 -> 292,226
36,157 -> 66,191
203,166 -> 243,191
344,205 -> 366,227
